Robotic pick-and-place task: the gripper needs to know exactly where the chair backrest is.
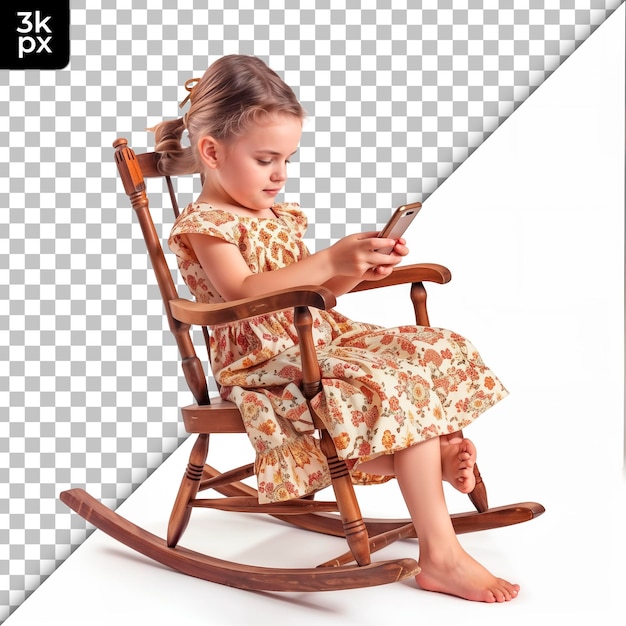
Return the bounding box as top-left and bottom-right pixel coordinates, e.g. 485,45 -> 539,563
112,137 -> 211,406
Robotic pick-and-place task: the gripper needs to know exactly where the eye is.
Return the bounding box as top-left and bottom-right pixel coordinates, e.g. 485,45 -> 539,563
257,159 -> 272,165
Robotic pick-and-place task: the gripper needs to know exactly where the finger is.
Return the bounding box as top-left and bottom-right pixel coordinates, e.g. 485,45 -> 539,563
377,251 -> 403,264
391,240 -> 409,254
372,238 -> 398,252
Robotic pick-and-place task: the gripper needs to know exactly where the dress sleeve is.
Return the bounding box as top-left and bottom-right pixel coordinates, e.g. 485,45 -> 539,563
168,203 -> 238,263
273,202 -> 308,242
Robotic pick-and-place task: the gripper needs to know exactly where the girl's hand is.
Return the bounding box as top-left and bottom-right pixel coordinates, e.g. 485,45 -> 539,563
366,237 -> 408,280
328,232 -> 409,281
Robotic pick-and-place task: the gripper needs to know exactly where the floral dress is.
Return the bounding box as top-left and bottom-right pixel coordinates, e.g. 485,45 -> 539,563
169,202 -> 508,503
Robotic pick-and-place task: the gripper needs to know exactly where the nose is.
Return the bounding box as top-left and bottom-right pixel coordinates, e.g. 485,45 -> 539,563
270,162 -> 287,183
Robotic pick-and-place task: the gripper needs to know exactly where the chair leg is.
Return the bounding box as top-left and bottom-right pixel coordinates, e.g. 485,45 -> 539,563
167,433 -> 209,547
468,463 -> 488,513
318,429 -> 371,567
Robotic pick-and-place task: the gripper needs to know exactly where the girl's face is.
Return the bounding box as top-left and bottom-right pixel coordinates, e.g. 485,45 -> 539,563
202,113 -> 302,214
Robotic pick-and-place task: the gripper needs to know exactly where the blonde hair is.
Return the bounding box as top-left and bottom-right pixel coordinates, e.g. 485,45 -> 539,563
150,55 -> 306,176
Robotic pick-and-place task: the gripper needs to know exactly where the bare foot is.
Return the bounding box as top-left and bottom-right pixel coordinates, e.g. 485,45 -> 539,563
440,436 -> 476,494
416,546 -> 520,603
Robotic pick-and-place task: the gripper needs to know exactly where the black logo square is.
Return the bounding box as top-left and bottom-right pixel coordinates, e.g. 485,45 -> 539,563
0,2 -> 70,70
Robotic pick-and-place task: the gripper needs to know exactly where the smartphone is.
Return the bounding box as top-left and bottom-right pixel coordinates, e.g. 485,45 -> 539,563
377,201 -> 422,253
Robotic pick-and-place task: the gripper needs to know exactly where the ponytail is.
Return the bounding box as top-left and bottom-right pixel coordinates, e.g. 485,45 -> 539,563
148,117 -> 198,176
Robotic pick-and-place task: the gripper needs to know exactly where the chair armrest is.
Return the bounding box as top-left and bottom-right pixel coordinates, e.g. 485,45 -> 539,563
349,263 -> 451,293
169,285 -> 337,326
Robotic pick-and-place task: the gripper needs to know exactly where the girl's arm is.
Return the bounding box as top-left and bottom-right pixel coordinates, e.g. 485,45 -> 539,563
187,232 -> 407,302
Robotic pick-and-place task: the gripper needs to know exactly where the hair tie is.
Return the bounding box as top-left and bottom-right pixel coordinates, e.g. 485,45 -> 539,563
179,77 -> 201,109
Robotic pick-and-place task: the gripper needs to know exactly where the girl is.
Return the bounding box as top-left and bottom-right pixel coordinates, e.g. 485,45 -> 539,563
153,54 -> 519,603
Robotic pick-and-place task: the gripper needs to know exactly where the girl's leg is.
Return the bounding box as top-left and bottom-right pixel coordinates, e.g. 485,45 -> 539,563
392,438 -> 519,602
358,432 -> 477,494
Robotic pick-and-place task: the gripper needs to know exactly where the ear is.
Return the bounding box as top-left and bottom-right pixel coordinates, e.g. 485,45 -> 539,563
196,135 -> 222,169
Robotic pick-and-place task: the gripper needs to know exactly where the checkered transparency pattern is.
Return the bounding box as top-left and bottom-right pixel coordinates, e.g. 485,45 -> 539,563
0,0 -> 621,620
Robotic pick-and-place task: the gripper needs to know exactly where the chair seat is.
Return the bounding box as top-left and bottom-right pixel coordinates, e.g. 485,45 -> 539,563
182,397 -> 328,434
182,398 -> 247,434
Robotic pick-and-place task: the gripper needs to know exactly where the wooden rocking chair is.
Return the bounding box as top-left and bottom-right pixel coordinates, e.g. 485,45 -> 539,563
60,137 -> 544,592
